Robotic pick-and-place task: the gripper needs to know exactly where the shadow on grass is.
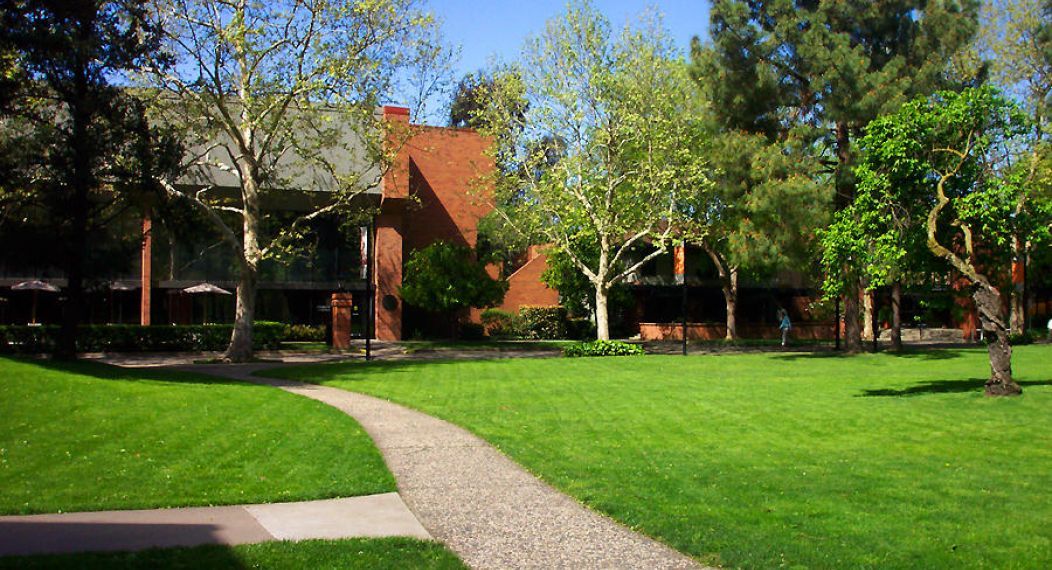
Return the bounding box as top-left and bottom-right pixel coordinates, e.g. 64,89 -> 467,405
0,356 -> 245,387
858,377 -> 1052,397
770,347 -> 977,362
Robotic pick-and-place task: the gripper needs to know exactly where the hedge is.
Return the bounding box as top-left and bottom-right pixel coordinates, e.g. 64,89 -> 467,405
563,339 -> 645,357
517,306 -> 568,340
0,322 -> 285,353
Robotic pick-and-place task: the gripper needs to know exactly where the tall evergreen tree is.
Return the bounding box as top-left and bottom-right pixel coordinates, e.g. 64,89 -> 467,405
0,0 -> 174,359
704,0 -> 980,351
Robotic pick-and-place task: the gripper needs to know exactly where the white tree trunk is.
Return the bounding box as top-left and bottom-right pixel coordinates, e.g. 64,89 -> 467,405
595,285 -> 610,341
862,288 -> 874,341
225,163 -> 262,362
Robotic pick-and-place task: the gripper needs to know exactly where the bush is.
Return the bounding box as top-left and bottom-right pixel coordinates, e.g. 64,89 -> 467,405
458,322 -> 486,340
1008,331 -> 1034,346
480,308 -> 517,338
563,339 -> 645,357
283,323 -> 326,342
517,306 -> 567,340
0,322 -> 286,353
566,317 -> 596,340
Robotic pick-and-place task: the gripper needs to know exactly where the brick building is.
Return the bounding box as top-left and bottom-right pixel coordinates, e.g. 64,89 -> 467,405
0,105 -> 559,339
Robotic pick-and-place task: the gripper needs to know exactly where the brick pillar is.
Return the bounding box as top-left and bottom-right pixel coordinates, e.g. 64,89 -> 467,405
140,213 -> 152,325
331,292 -> 354,349
373,105 -> 411,341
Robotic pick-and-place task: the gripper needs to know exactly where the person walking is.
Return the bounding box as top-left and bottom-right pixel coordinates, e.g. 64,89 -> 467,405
779,309 -> 792,347
1046,316 -> 1052,342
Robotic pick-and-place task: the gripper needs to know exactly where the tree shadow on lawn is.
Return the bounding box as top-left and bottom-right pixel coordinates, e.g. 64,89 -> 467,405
3,357 -> 246,387
858,377 -> 1052,397
770,347 -> 974,362
255,358 -> 500,385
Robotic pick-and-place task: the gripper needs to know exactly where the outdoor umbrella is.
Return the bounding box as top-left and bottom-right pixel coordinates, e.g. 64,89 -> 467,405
12,280 -> 60,325
182,283 -> 232,324
109,282 -> 137,323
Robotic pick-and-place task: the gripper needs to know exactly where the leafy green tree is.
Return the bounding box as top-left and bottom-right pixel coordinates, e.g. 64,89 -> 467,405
0,0 -> 175,359
842,86 -> 1048,395
400,242 -> 508,337
969,0 -> 1052,330
449,69 -> 527,130
477,1 -> 710,340
707,0 -> 980,351
144,0 -> 450,361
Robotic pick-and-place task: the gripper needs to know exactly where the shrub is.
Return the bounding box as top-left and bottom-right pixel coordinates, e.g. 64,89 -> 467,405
480,308 -> 517,338
1008,331 -> 1034,346
283,323 -> 326,342
517,306 -> 567,340
458,322 -> 486,340
563,339 -> 645,357
0,322 -> 285,353
566,317 -> 596,340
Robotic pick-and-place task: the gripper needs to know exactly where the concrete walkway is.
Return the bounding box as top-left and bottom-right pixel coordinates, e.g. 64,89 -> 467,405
0,494 -> 428,557
186,362 -> 702,570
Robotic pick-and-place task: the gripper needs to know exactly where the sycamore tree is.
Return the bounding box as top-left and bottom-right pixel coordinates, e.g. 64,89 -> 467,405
477,1 -> 710,340
835,87 -> 1049,396
708,0 -> 980,351
144,0 -> 450,361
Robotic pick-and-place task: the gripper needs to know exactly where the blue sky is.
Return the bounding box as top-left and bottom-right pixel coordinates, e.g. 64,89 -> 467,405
434,0 -> 712,86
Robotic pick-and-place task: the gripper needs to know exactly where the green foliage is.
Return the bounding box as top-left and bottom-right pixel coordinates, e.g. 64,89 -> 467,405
400,242 -> 508,314
562,339 -> 645,357
0,322 -> 285,353
457,322 -> 486,341
477,1 -> 712,339
823,86 -> 1044,300
480,308 -> 516,338
283,324 -> 326,342
516,306 -> 568,340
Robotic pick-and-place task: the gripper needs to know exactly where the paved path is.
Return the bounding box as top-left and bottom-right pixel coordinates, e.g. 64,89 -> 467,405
0,494 -> 428,557
187,363 -> 702,570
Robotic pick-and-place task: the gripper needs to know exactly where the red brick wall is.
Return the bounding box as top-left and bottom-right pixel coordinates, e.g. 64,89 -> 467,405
373,115 -> 557,339
403,127 -> 493,251
500,247 -> 560,314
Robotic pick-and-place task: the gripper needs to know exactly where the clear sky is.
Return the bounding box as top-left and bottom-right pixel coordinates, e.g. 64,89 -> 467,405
430,1 -> 712,104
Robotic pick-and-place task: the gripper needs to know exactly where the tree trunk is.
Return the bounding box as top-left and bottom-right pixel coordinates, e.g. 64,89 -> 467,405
595,285 -> 610,341
724,268 -> 738,341
225,260 -> 258,361
973,286 -> 1020,396
862,288 -> 874,341
1009,236 -> 1025,334
834,121 -> 862,353
225,167 -> 262,362
890,281 -> 902,351
843,279 -> 862,353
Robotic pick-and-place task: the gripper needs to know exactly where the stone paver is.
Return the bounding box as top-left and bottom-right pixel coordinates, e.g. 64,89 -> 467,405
0,494 -> 427,557
186,363 -> 704,570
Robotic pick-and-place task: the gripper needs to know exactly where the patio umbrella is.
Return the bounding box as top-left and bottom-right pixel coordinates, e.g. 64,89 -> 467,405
12,280 -> 60,325
182,283 -> 232,323
109,282 -> 137,323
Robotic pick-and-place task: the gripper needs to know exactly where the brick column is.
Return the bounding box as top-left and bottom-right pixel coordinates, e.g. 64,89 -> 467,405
373,105 -> 411,341
331,292 -> 354,349
140,213 -> 152,326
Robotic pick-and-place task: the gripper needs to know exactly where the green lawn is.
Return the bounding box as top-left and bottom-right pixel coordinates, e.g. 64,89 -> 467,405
0,538 -> 466,569
265,346 -> 1052,569
0,357 -> 395,514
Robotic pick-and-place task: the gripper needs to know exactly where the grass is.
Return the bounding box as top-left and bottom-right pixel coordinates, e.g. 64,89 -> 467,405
264,346 -> 1052,569
398,339 -> 571,353
0,357 -> 395,515
0,538 -> 466,569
